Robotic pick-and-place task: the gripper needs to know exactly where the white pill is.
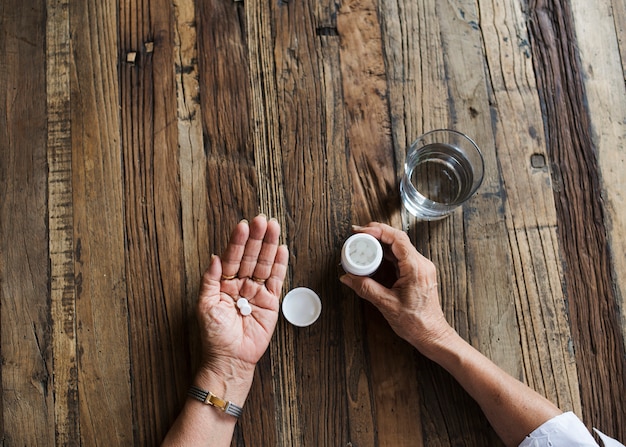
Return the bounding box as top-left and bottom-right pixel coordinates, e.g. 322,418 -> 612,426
237,298 -> 249,309
240,304 -> 252,316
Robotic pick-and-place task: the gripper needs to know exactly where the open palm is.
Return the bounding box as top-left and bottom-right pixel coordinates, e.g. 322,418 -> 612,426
197,215 -> 289,375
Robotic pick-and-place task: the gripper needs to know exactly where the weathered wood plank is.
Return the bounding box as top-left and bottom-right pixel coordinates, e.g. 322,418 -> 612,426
197,0 -> 258,225
3,0 -> 626,444
337,2 -> 434,445
439,2 -> 516,444
69,0 -> 134,444
338,0 -> 399,227
173,0 -> 208,381
0,1 -> 54,444
194,1 -> 286,445
478,0 -> 581,414
381,0 -> 579,443
528,0 -> 626,439
118,0 -> 189,443
380,1 -> 506,445
433,0 -> 517,370
315,8 -> 381,447
245,3 -> 299,445
336,1 -> 425,445
46,0 -> 80,444
570,0 -> 626,363
268,1 -> 354,444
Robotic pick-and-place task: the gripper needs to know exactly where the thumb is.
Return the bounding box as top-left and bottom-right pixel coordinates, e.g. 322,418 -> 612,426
207,254 -> 222,279
200,254 -> 223,299
340,274 -> 393,308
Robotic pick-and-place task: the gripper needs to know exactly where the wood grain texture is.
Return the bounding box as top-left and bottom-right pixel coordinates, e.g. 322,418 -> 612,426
119,0 -> 190,444
528,0 -> 626,440
399,1 -> 520,444
0,1 -> 54,444
336,1 -> 424,444
478,0 -> 581,414
1,0 -> 626,445
246,2 -> 298,445
70,0 -> 134,443
570,0 -> 626,354
46,0 -> 80,444
173,0 -> 207,381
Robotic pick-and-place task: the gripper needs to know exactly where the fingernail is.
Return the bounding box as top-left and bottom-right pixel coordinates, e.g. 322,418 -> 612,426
339,274 -> 349,284
352,224 -> 365,231
239,218 -> 249,225
258,213 -> 267,219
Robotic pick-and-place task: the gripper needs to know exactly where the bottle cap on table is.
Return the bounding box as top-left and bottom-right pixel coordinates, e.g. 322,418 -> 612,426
341,233 -> 383,276
281,287 -> 322,327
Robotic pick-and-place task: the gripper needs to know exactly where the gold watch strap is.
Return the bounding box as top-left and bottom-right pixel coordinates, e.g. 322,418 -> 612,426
188,385 -> 243,418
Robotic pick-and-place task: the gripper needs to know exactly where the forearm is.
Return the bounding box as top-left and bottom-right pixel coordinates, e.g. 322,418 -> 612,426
416,331 -> 561,447
341,223 -> 563,445
161,368 -> 253,447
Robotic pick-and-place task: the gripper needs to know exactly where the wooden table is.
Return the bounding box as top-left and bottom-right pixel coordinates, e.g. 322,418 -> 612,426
2,0 -> 625,445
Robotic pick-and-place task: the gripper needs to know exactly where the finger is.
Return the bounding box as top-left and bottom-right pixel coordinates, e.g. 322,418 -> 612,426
237,214 -> 268,278
236,244 -> 288,312
265,244 -> 289,298
355,222 -> 407,246
220,219 -> 251,278
250,218 -> 281,283
355,222 -> 422,265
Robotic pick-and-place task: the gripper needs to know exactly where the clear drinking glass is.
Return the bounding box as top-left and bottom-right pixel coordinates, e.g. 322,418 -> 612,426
400,129 -> 484,221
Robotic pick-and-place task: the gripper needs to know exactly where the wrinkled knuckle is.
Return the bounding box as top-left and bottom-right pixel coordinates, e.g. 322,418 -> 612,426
398,230 -> 412,244
356,280 -> 373,298
397,244 -> 413,261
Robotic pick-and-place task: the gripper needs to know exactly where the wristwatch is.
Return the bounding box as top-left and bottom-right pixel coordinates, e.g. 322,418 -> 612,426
188,385 -> 244,418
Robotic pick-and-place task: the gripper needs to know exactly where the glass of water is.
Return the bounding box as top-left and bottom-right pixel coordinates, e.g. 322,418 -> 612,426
400,129 -> 484,221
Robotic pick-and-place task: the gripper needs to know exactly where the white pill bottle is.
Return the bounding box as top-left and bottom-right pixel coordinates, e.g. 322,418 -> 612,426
341,233 -> 384,276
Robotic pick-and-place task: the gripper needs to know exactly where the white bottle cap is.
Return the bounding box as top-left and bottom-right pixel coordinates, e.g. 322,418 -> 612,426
341,233 -> 383,276
281,287 -> 322,327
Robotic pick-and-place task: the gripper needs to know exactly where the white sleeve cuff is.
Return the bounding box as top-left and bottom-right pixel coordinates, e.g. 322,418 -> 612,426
518,412 -> 624,447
